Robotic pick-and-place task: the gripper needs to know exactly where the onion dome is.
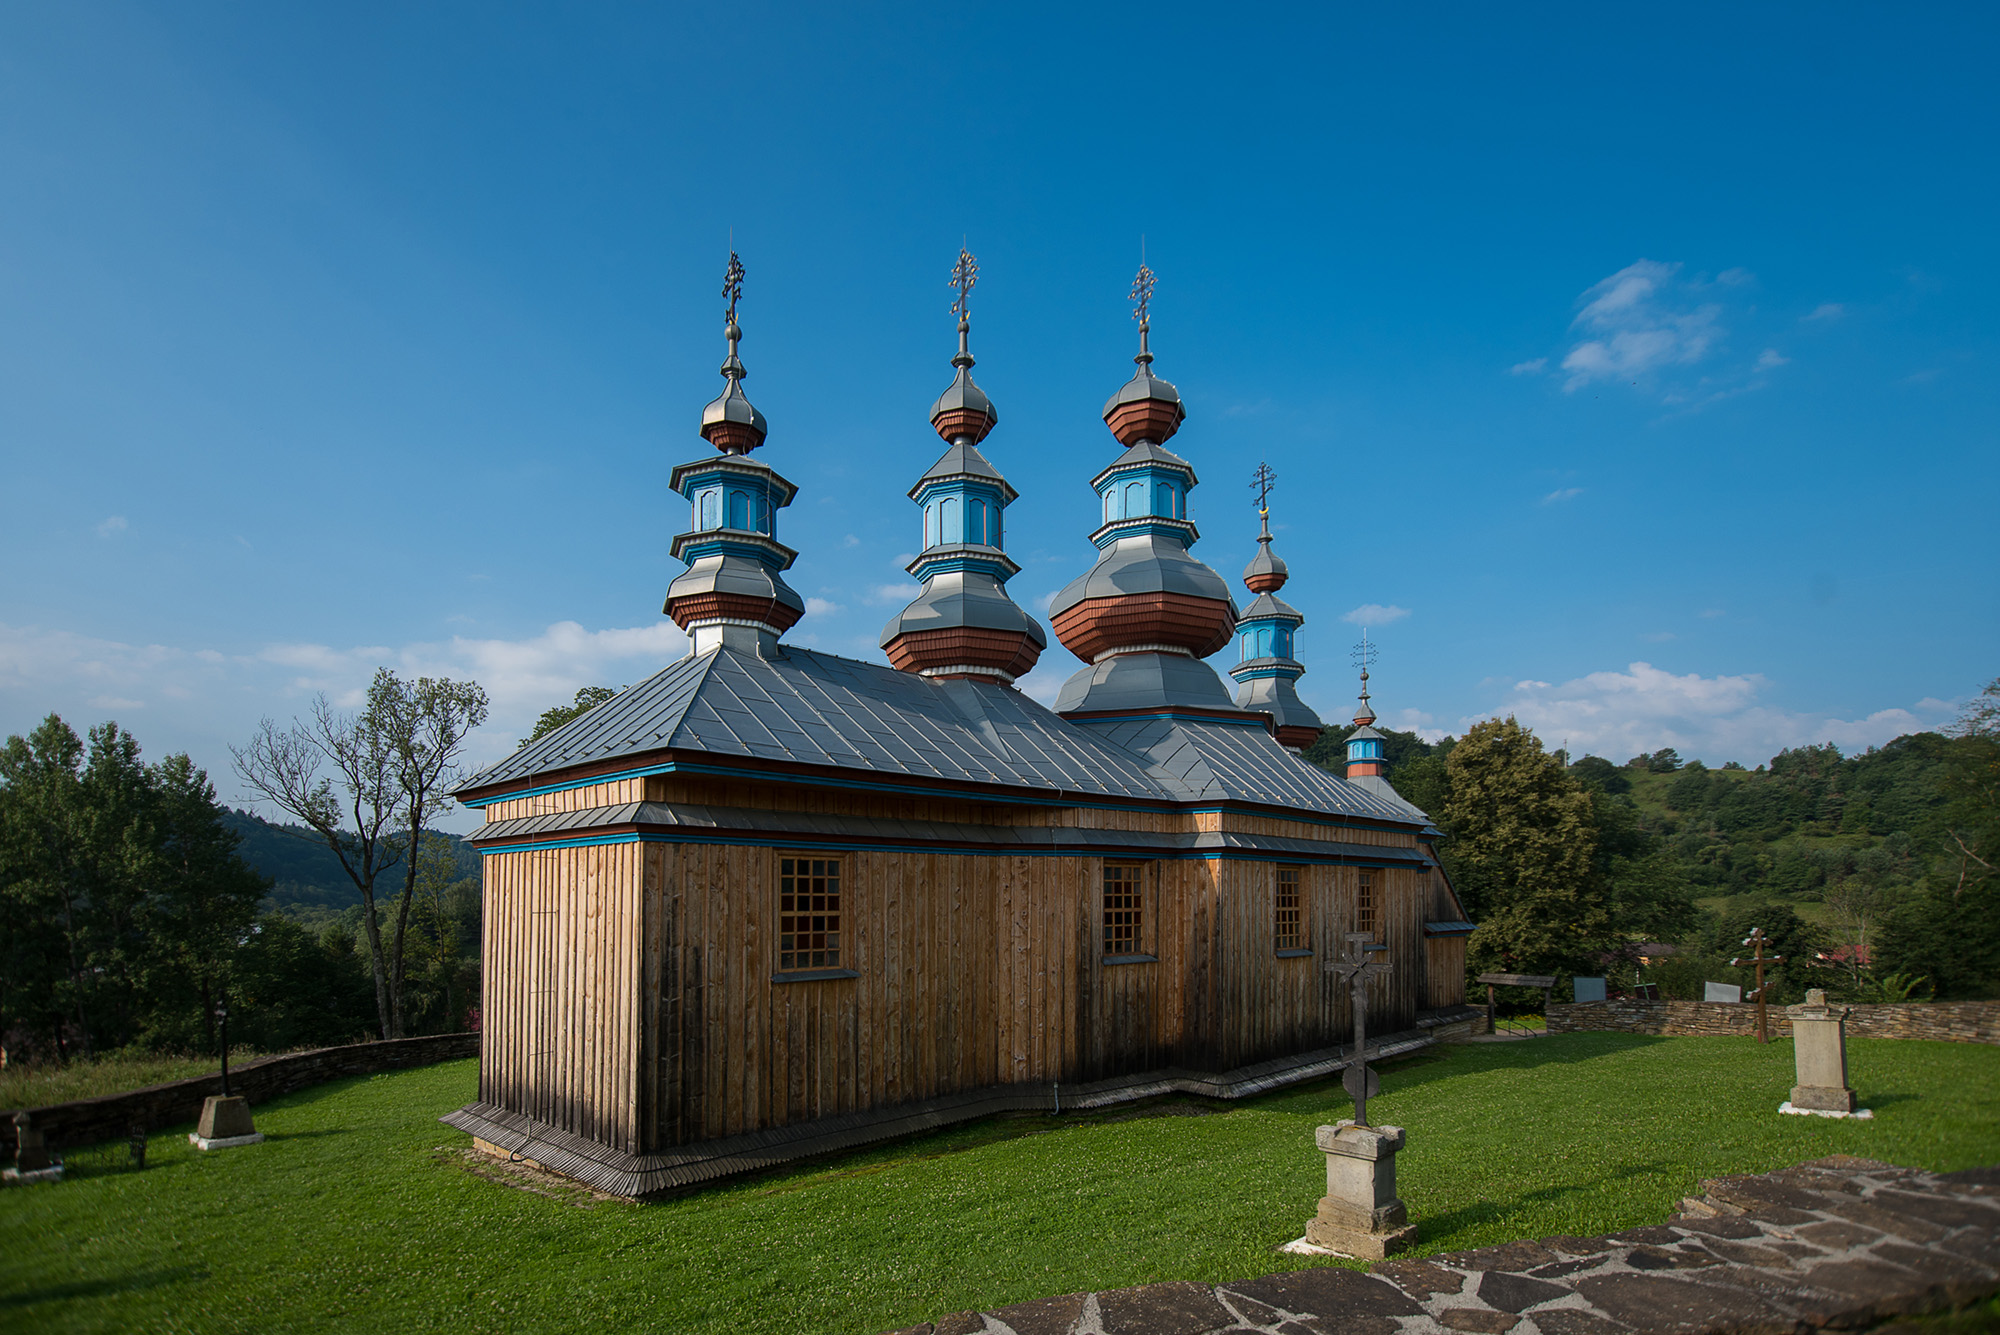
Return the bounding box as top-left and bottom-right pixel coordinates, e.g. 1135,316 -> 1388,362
665,253 -> 804,657
1228,469 -> 1324,750
882,249 -> 1046,683
1050,265 -> 1243,716
698,253 -> 768,454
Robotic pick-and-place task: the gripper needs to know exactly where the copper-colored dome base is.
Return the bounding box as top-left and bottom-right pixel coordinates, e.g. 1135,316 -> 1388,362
701,420 -> 766,453
666,591 -> 802,634
1103,398 -> 1184,447
1051,591 -> 1234,663
1276,724 -> 1321,750
930,407 -> 997,445
884,626 -> 1041,680
1243,572 -> 1288,593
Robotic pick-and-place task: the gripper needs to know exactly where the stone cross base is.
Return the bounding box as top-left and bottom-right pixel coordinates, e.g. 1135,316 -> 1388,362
2,1165 -> 64,1184
1788,1082 -> 1858,1113
189,1131 -> 266,1151
1303,1121 -> 1417,1259
197,1095 -> 257,1140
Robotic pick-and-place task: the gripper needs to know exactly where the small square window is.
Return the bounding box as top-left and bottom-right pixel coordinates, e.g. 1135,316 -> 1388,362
1103,862 -> 1144,956
1275,867 -> 1303,952
779,857 -> 841,970
1356,869 -> 1377,938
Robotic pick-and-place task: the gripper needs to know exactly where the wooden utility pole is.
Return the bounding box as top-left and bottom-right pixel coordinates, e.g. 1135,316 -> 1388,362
1731,927 -> 1785,1043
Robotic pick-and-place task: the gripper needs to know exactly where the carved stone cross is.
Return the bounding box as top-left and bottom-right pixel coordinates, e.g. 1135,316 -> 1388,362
1325,931 -> 1393,1126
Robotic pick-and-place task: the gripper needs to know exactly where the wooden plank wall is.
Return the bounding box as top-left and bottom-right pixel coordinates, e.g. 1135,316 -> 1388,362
636,845 -> 1435,1149
480,843 -> 644,1153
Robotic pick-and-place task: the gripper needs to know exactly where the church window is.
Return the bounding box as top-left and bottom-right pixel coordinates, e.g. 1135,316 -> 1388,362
728,490 -> 749,529
1275,867 -> 1304,953
941,497 -> 959,543
779,858 -> 842,970
1103,861 -> 1146,958
969,498 -> 987,545
699,489 -> 720,530
924,503 -> 937,549
1124,480 -> 1144,516
1356,870 -> 1377,939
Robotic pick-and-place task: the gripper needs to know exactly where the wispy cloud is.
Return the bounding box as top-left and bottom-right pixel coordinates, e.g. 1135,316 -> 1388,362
803,597 -> 842,618
1560,260 -> 1723,392
1468,661 -> 1946,765
1342,604 -> 1411,627
1755,348 -> 1790,370
1509,358 -> 1547,376
865,583 -> 921,606
1541,487 -> 1584,505
96,516 -> 128,537
1639,631 -> 1676,643
1803,303 -> 1845,322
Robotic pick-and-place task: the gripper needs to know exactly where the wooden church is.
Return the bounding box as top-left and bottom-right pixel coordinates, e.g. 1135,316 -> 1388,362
444,255 -> 1476,1195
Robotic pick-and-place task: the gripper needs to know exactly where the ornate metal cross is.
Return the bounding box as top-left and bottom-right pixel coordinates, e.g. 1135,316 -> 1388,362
1731,927 -> 1785,1044
1351,630 -> 1378,676
1325,931 -> 1393,1126
722,251 -> 745,325
1129,261 -> 1155,326
1250,461 -> 1277,529
950,247 -> 978,320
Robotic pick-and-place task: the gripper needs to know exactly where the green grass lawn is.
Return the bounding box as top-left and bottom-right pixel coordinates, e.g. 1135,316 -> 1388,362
3,1034 -> 1996,1335
0,1051 -> 267,1110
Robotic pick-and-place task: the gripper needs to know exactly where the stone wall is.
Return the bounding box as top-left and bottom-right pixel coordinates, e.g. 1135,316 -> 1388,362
1547,999 -> 2000,1043
6,1032 -> 479,1154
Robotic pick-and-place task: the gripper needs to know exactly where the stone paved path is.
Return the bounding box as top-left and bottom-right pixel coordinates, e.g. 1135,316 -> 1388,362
884,1157 -> 1999,1335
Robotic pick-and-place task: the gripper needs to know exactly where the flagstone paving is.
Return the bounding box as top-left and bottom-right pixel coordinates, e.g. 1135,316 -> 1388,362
884,1157 -> 1999,1335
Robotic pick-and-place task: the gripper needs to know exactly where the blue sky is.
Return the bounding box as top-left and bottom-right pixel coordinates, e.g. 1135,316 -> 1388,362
2,2 -> 1995,819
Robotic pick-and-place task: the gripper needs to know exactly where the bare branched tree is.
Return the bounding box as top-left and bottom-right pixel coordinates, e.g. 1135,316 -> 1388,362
232,696 -> 403,1037
368,670 -> 488,1037
233,669 -> 487,1039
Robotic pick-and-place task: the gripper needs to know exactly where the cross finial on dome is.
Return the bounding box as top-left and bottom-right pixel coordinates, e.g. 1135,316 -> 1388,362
929,245 -> 998,444
1130,259 -> 1156,363
1251,460 -> 1277,539
700,250 -> 767,453
1351,631 -> 1379,725
949,246 -> 979,366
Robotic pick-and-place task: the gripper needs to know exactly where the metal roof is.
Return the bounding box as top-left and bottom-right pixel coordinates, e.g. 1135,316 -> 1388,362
458,643 -> 1431,825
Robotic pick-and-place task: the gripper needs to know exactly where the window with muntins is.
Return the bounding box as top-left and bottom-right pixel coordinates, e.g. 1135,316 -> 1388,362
1356,870 -> 1377,938
1103,862 -> 1144,956
1275,867 -> 1303,952
779,857 -> 842,970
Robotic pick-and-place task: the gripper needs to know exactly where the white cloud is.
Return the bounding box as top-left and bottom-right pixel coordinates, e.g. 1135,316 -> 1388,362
1561,260 -> 1723,392
1509,358 -> 1547,375
1755,348 -> 1790,370
1342,604 -> 1411,627
865,583 -> 922,606
1803,303 -> 1845,321
1541,487 -> 1584,505
1467,661 -> 1946,765
1014,663 -> 1068,707
96,516 -> 128,537
803,597 -> 842,618
1,618 -> 692,812
842,534 -> 862,548
1034,589 -> 1060,614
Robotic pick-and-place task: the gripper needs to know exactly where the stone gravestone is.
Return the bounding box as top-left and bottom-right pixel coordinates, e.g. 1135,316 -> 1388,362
4,1111 -> 63,1184
1704,981 -> 1742,1003
1780,988 -> 1871,1119
1299,933 -> 1417,1259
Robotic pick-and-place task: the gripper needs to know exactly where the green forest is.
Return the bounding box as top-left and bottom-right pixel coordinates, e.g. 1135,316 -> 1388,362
1306,676 -> 2000,1005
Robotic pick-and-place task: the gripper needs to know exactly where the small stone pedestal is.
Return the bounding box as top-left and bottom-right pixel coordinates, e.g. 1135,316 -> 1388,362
4,1112 -> 63,1185
1780,989 -> 1870,1119
1302,1121 -> 1417,1259
188,1095 -> 264,1150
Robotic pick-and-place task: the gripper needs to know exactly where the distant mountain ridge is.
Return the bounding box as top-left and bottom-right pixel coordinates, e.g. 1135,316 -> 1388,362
224,808 -> 480,914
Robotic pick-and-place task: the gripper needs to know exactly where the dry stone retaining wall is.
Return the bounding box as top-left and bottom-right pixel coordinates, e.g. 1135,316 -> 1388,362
1546,1000 -> 2000,1044
6,1031 -> 478,1154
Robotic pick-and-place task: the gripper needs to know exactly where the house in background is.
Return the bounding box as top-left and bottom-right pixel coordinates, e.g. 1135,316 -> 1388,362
444,259 -> 1476,1195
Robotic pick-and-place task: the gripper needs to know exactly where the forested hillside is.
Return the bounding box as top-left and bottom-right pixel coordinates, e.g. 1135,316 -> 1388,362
1307,683 -> 1999,1002
223,808 -> 481,915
